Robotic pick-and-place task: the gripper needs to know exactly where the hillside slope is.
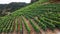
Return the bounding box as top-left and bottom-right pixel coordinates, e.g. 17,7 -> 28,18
0,0 -> 60,34
0,2 -> 28,16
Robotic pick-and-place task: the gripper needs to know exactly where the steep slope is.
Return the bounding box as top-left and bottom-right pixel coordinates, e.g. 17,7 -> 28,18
0,0 -> 60,34
0,0 -> 38,16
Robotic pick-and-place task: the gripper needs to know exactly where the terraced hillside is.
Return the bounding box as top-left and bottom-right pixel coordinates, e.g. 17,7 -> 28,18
0,0 -> 60,34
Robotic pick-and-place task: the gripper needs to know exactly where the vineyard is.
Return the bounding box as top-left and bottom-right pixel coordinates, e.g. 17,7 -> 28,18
0,0 -> 60,34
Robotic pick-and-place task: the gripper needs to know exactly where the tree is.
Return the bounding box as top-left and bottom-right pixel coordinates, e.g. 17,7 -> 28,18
31,0 -> 39,3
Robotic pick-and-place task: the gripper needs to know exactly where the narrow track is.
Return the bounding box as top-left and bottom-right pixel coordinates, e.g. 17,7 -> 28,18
31,19 -> 43,34
22,21 -> 28,34
45,29 -> 56,34
13,19 -> 17,34
18,18 -> 20,34
54,29 -> 60,34
23,17 -> 37,34
33,17 -> 46,34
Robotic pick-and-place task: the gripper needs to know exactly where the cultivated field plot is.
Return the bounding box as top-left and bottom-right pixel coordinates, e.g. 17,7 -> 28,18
0,0 -> 60,34
0,13 -> 60,34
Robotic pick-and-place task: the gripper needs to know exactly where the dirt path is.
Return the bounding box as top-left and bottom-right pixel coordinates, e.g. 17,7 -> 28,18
7,32 -> 13,34
13,18 -> 21,34
23,17 -> 37,34
18,24 -> 20,34
33,17 -> 46,34
34,17 -> 57,34
35,17 -> 60,34
12,19 -> 17,34
54,29 -> 60,34
18,18 -> 20,34
22,21 -> 28,34
32,19 -> 45,34
1,32 -> 5,34
45,29 -> 56,34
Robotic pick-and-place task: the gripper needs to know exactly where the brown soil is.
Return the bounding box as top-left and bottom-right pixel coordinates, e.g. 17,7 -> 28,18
18,18 -> 21,34
34,17 -> 46,34
18,25 -> 20,34
34,17 -> 58,34
23,17 -> 37,34
22,21 -> 28,34
18,20 -> 20,31
50,0 -> 60,2
13,19 -> 17,34
54,29 -> 60,34
49,0 -> 60,3
7,32 -> 12,34
1,32 -> 5,34
45,29 -> 56,34
32,18 -> 46,34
